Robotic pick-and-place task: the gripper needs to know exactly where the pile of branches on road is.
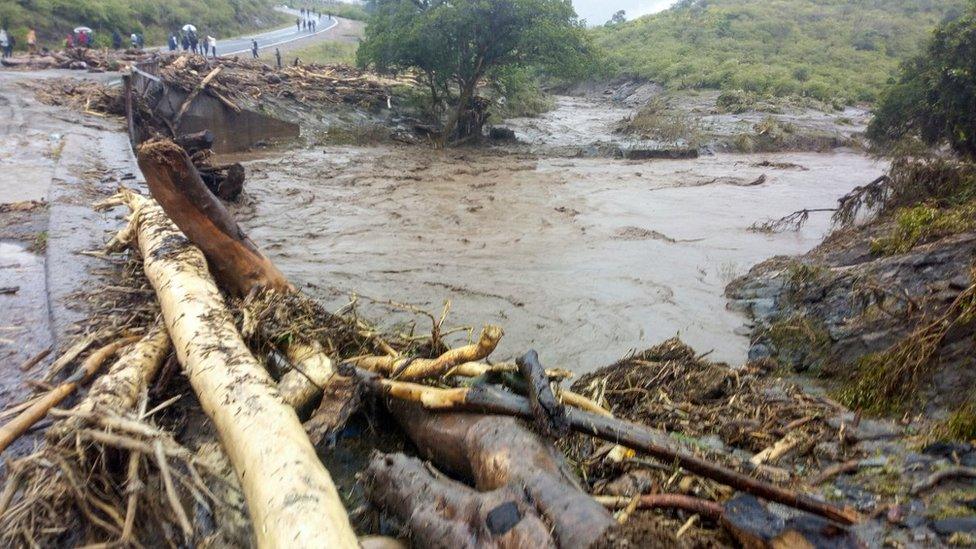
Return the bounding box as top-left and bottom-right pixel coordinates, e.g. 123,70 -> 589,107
26,77 -> 125,116
0,138 -> 866,547
0,47 -> 154,71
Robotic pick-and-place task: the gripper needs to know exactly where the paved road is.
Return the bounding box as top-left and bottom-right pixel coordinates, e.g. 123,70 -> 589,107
217,7 -> 340,56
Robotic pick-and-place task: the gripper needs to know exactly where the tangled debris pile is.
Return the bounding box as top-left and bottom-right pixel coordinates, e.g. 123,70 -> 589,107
566,339 -> 976,546
156,55 -> 399,111
0,138 -> 879,548
0,47 -> 154,72
24,77 -> 124,116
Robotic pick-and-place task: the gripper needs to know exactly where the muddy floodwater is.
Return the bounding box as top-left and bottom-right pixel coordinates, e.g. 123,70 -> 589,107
235,144 -> 883,373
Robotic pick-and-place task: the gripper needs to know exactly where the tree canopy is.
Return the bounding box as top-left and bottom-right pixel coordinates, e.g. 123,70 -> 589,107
357,0 -> 592,141
868,4 -> 976,159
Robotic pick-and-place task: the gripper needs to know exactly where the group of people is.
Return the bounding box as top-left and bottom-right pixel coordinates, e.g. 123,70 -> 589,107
0,27 -> 35,57
168,29 -> 217,58
296,17 -> 320,33
63,28 -> 140,49
0,6 -> 331,61
296,7 -> 332,33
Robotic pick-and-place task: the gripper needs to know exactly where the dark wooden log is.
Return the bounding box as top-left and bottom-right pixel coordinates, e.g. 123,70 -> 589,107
174,129 -> 215,155
388,401 -> 615,548
516,350 -> 568,438
197,162 -> 245,201
366,451 -> 556,548
721,495 -> 860,548
136,138 -> 290,297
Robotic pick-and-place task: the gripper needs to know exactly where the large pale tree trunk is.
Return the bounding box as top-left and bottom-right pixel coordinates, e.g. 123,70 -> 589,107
119,190 -> 357,548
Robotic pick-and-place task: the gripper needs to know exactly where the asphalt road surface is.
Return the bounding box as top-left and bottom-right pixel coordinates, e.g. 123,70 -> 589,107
192,7 -> 341,56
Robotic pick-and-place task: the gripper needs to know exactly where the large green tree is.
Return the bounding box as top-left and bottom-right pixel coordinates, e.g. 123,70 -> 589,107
868,4 -> 976,158
357,0 -> 591,142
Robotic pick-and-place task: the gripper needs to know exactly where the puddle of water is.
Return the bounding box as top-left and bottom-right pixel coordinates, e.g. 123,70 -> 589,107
239,146 -> 884,373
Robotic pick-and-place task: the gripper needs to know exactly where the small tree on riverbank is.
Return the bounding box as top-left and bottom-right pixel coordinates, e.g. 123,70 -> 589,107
357,0 -> 592,144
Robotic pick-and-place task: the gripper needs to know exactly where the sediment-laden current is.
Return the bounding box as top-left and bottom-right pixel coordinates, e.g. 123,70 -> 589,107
236,143 -> 883,372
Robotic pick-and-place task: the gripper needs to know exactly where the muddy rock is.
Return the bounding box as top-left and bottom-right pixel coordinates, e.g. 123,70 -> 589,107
727,223 -> 976,413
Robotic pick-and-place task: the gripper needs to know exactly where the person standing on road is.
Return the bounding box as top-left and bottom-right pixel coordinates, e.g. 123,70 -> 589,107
26,27 -> 37,54
207,35 -> 216,58
4,34 -> 14,58
275,47 -> 282,69
168,34 -> 177,51
111,29 -> 122,49
296,18 -> 301,32
0,29 -> 9,58
251,39 -> 258,59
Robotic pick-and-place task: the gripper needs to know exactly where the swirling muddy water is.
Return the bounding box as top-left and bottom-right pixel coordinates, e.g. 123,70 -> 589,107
237,144 -> 883,373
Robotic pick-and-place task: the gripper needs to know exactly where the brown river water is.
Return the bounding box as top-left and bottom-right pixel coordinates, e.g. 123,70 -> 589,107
235,143 -> 883,373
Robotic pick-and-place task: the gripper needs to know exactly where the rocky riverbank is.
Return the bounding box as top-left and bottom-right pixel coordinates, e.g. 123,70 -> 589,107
727,158 -> 976,434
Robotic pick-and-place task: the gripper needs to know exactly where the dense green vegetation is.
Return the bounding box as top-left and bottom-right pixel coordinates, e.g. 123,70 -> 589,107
358,0 -> 592,141
591,0 -> 967,103
868,3 -> 976,158
0,0 -> 285,48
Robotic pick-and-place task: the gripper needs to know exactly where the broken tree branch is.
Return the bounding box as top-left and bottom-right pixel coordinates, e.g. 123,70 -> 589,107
352,325 -> 503,381
136,138 -> 290,297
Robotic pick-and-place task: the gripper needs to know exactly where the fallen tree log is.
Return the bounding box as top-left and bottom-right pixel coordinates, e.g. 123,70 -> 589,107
345,366 -> 861,526
117,189 -> 358,547
48,323 -> 171,439
387,401 -> 615,548
366,451 -> 557,548
136,138 -> 288,296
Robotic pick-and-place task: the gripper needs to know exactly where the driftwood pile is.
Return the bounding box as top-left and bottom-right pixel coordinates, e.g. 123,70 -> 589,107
26,77 -> 125,116
156,54 -> 398,110
0,138 -> 865,546
0,47 -> 154,71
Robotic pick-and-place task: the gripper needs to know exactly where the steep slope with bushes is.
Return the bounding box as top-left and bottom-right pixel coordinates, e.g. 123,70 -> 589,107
592,0 -> 966,103
0,0 -> 285,48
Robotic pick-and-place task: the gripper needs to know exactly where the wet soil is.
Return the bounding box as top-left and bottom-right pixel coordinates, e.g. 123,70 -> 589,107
235,145 -> 883,372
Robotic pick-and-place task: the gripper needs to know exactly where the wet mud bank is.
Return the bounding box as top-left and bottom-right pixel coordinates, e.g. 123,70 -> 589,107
0,71 -> 145,456
236,145 -> 883,371
500,84 -> 868,158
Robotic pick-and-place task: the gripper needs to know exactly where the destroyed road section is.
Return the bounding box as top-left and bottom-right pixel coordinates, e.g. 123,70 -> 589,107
1,55 -> 975,548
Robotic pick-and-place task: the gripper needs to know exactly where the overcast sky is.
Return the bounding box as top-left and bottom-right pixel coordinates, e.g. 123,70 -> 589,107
573,0 -> 676,26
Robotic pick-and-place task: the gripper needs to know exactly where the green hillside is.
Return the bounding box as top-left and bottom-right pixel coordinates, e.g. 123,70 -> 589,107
591,0 -> 967,103
0,0 -> 286,49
